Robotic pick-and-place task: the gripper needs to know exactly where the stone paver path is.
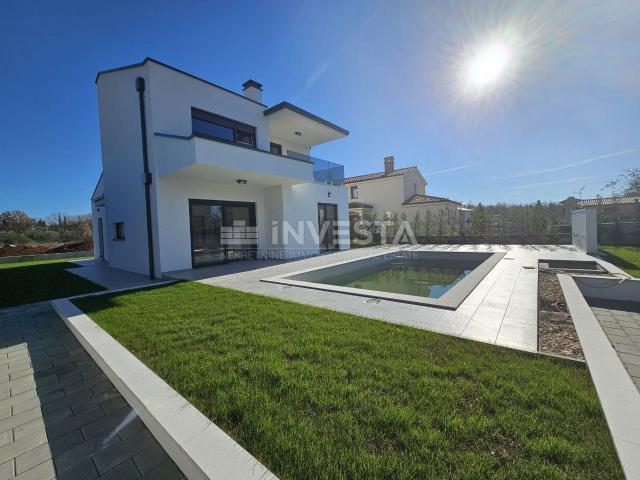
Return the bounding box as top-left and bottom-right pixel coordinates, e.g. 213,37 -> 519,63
589,298 -> 640,391
0,302 -> 184,480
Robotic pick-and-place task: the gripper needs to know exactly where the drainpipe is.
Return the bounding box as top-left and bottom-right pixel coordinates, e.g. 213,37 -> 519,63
135,77 -> 155,279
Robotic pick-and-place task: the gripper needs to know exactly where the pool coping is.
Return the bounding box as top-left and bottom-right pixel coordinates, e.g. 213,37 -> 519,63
50,297 -> 278,480
558,274 -> 640,478
261,248 -> 506,310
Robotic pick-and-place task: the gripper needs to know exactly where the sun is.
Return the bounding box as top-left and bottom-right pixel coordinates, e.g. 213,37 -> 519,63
453,37 -> 519,101
466,43 -> 511,90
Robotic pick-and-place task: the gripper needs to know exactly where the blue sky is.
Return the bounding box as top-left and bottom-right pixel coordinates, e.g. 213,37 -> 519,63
1,0 -> 639,217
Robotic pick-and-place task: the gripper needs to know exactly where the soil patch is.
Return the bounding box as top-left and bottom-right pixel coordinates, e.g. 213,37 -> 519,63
0,241 -> 93,257
538,269 -> 584,360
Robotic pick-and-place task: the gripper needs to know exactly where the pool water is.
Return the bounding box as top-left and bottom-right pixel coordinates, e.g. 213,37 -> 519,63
317,260 -> 475,299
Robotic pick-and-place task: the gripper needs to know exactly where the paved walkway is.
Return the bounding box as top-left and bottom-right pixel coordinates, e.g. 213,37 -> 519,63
589,298 -> 640,391
169,245 -> 624,353
66,260 -> 167,291
0,303 -> 184,480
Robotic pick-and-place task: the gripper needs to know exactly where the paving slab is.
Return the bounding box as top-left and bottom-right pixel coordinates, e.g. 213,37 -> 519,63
66,259 -> 166,291
589,298 -> 640,392
0,303 -> 184,480
560,276 -> 640,480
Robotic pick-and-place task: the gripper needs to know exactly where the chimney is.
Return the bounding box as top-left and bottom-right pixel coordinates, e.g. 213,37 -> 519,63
242,79 -> 263,103
384,156 -> 395,175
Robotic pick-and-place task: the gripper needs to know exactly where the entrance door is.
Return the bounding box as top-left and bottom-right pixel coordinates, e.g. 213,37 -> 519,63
97,218 -> 105,260
189,200 -> 257,267
318,203 -> 338,251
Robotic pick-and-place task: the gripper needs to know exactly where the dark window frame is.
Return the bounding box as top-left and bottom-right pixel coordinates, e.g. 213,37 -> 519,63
318,203 -> 339,251
188,199 -> 258,268
350,185 -> 359,199
113,222 -> 125,241
270,142 -> 283,155
191,107 -> 257,148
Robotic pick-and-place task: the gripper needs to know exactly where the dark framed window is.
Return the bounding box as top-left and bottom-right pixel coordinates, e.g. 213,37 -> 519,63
350,185 -> 359,199
189,199 -> 257,267
114,222 -> 125,240
270,142 -> 283,155
191,108 -> 256,147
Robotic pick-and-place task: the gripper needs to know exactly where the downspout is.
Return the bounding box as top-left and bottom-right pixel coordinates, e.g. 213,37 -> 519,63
135,77 -> 155,279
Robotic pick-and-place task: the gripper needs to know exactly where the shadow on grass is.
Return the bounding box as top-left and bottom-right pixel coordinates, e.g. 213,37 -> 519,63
599,249 -> 640,274
0,261 -> 105,308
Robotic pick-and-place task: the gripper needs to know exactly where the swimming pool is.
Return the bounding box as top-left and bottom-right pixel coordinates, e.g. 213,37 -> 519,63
263,250 -> 506,309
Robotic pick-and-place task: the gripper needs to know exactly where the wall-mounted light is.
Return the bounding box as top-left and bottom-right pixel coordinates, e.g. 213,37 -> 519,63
294,131 -> 302,137
236,179 -> 247,184
327,192 -> 332,198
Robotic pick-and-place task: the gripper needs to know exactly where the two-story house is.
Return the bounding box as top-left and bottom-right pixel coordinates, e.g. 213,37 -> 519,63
345,156 -> 467,236
91,58 -> 350,278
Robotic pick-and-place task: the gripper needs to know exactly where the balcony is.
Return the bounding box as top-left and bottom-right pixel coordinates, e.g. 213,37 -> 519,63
287,151 -> 345,186
154,133 -> 314,186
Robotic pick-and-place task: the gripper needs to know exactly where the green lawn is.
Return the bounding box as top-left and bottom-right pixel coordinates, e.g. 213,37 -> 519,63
74,282 -> 623,480
599,245 -> 640,277
0,257 -> 104,308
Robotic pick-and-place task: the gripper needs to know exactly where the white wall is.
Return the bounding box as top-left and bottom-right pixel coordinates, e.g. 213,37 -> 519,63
281,183 -> 350,258
572,208 -> 598,253
348,176 -> 405,216
146,62 -> 269,149
96,64 -> 153,275
155,177 -> 284,272
403,170 -> 426,199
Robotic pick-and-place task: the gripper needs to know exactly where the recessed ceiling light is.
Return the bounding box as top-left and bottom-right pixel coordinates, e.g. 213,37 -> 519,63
294,131 -> 302,136
236,179 -> 247,184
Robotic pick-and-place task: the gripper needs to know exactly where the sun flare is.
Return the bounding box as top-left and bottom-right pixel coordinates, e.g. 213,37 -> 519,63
465,42 -> 511,90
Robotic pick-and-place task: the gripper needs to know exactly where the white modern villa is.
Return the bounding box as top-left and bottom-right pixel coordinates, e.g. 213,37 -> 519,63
91,58 -> 350,278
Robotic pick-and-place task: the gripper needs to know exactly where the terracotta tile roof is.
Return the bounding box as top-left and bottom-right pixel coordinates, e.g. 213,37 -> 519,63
349,202 -> 374,209
402,194 -> 461,206
579,195 -> 640,207
343,166 -> 418,184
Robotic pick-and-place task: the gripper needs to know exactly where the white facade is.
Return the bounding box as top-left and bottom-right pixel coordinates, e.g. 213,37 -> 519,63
571,208 -> 598,254
345,158 -> 465,236
92,58 -> 350,277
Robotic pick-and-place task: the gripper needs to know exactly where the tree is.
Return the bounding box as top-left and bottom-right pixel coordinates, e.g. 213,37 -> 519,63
436,210 -> 447,238
604,168 -> 640,197
470,203 -> 487,236
424,210 -> 432,238
531,200 -> 548,234
410,211 -> 422,239
0,211 -> 35,233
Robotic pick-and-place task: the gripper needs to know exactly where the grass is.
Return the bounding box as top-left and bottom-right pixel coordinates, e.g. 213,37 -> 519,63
74,281 -> 623,480
599,245 -> 640,277
0,257 -> 104,308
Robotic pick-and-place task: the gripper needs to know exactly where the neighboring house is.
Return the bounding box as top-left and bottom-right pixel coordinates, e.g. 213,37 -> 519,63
91,58 -> 350,278
560,195 -> 640,224
344,156 -> 468,236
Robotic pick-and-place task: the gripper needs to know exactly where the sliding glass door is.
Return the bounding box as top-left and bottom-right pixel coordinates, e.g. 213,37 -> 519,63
189,200 -> 257,267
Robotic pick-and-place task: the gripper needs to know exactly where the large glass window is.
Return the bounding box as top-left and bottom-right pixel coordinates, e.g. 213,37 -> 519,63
191,108 -> 256,147
191,118 -> 233,142
189,200 -> 257,267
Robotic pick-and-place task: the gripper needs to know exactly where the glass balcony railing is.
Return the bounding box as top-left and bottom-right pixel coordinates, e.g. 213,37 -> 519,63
287,150 -> 345,186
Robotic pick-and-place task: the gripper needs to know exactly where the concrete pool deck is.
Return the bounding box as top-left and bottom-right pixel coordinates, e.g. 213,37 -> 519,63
168,244 -> 627,353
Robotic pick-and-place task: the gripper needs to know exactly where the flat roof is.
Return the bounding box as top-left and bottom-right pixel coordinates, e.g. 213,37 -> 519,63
263,101 -> 349,136
95,57 -> 267,107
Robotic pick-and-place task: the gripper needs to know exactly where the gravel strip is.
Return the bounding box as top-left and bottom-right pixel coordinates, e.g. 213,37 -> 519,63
538,270 -> 584,360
